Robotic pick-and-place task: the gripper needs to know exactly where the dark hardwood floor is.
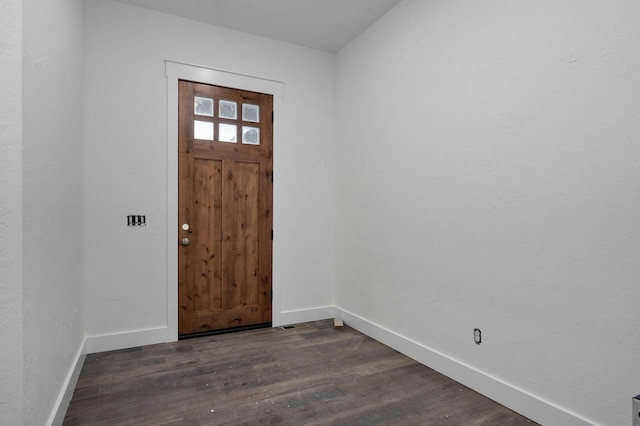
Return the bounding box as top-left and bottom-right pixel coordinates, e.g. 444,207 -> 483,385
64,320 -> 536,425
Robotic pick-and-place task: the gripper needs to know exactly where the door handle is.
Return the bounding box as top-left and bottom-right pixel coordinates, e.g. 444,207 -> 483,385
180,238 -> 191,246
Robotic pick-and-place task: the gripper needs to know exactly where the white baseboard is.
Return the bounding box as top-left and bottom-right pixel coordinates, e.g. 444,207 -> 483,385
84,307 -> 336,354
334,306 -> 593,426
273,305 -> 335,327
49,307 -> 593,426
85,327 -> 169,354
48,338 -> 87,426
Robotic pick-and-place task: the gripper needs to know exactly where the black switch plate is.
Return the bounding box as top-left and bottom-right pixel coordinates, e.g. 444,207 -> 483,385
127,215 -> 146,227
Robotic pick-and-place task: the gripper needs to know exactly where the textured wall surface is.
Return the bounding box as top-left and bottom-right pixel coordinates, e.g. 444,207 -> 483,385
0,0 -> 24,423
335,1 -> 640,425
83,0 -> 336,336
8,1 -> 640,424
22,0 -> 85,424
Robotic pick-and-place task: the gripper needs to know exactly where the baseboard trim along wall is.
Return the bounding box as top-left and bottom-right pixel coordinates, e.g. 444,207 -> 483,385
83,305 -> 336,355
48,339 -> 87,426
83,305 -> 337,355
334,306 -> 593,426
59,306 -> 592,425
274,305 -> 336,328
85,327 -> 169,355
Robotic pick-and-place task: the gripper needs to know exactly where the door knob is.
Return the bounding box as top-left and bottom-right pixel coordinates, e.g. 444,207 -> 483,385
181,238 -> 191,246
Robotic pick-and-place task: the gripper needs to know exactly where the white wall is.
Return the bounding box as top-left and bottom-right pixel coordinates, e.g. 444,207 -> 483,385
22,0 -> 86,424
335,1 -> 640,425
0,0 -> 24,423
83,0 -> 336,337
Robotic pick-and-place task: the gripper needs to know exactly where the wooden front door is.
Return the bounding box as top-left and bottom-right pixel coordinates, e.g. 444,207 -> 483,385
178,80 -> 273,336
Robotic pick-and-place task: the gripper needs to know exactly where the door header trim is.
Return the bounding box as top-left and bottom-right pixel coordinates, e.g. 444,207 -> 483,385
165,60 -> 284,96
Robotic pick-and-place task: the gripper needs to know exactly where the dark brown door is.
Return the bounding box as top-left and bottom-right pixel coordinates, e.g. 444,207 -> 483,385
178,80 -> 273,336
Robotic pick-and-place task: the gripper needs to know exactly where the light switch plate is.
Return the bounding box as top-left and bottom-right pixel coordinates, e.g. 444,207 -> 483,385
127,215 -> 146,227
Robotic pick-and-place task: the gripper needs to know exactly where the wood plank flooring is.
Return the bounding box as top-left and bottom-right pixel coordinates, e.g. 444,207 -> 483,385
64,320 -> 537,425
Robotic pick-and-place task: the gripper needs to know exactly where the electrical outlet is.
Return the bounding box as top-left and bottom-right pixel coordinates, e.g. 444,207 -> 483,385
473,328 -> 482,345
633,394 -> 640,426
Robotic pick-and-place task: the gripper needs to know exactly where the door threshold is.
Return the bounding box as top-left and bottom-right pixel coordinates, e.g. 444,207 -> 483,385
178,322 -> 272,340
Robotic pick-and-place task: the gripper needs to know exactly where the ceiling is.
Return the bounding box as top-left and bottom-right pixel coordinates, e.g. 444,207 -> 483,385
115,0 -> 402,52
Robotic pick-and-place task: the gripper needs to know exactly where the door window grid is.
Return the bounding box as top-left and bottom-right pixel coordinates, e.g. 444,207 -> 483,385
193,97 -> 261,145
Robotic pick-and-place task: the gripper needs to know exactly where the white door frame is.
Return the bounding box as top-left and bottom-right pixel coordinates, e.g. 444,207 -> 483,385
165,60 -> 284,341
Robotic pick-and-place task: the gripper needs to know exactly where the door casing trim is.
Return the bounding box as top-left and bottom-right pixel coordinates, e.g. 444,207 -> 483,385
165,60 -> 284,341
